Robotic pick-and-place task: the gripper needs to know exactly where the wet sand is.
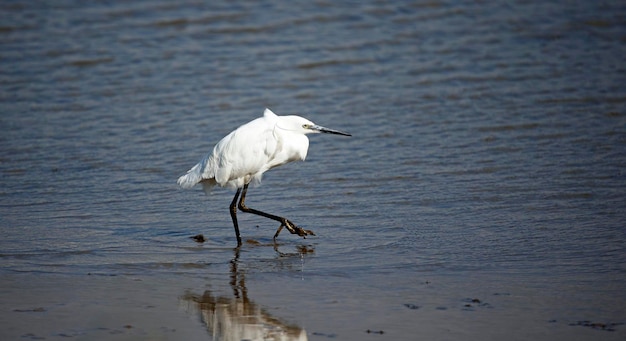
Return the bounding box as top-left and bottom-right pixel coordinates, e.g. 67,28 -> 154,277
3,243 -> 625,341
3,273 -> 206,340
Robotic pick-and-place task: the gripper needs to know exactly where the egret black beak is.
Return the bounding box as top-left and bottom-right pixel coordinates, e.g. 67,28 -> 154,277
311,124 -> 351,136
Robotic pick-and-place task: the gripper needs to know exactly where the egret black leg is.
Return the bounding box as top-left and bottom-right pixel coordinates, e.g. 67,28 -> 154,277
237,183 -> 315,240
273,225 -> 284,240
229,188 -> 243,247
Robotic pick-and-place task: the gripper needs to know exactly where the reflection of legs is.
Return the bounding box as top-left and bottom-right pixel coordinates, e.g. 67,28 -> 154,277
229,188 -> 243,247
237,183 -> 315,240
230,248 -> 245,299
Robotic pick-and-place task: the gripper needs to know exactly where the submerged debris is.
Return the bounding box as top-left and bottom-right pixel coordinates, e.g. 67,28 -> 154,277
569,320 -> 623,331
13,307 -> 46,313
312,331 -> 337,338
462,298 -> 491,310
366,329 -> 384,334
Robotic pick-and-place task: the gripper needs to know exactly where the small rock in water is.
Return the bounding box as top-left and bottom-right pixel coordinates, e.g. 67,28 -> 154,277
190,234 -> 206,243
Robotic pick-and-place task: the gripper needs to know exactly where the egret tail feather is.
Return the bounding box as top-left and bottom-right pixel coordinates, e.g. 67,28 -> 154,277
177,163 -> 204,189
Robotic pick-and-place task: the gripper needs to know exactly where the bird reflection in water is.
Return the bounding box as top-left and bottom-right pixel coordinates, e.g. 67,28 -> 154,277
181,246 -> 313,341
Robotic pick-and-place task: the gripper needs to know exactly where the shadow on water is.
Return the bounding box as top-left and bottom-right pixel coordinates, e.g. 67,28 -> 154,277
181,246 -> 310,341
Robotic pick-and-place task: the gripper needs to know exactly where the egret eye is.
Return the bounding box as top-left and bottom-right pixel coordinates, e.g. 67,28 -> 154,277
302,124 -> 310,129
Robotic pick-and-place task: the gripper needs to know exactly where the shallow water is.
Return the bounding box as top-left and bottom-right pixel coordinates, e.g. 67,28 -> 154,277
1,0 -> 625,340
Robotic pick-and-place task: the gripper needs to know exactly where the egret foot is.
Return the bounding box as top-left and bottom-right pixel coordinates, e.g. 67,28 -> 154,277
236,183 -> 315,242
273,219 -> 315,240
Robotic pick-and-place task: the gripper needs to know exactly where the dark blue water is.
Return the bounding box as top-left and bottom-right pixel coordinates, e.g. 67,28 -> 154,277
1,1 -> 625,340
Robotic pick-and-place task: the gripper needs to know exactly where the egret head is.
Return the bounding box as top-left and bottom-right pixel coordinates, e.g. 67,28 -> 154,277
277,115 -> 351,136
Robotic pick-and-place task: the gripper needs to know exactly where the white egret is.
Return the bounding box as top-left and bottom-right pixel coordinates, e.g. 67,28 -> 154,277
178,108 -> 351,246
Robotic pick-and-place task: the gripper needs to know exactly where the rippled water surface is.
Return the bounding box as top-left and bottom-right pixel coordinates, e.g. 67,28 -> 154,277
1,1 -> 625,340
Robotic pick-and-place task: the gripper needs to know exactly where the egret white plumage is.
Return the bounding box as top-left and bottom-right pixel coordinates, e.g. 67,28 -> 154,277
178,108 -> 351,246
